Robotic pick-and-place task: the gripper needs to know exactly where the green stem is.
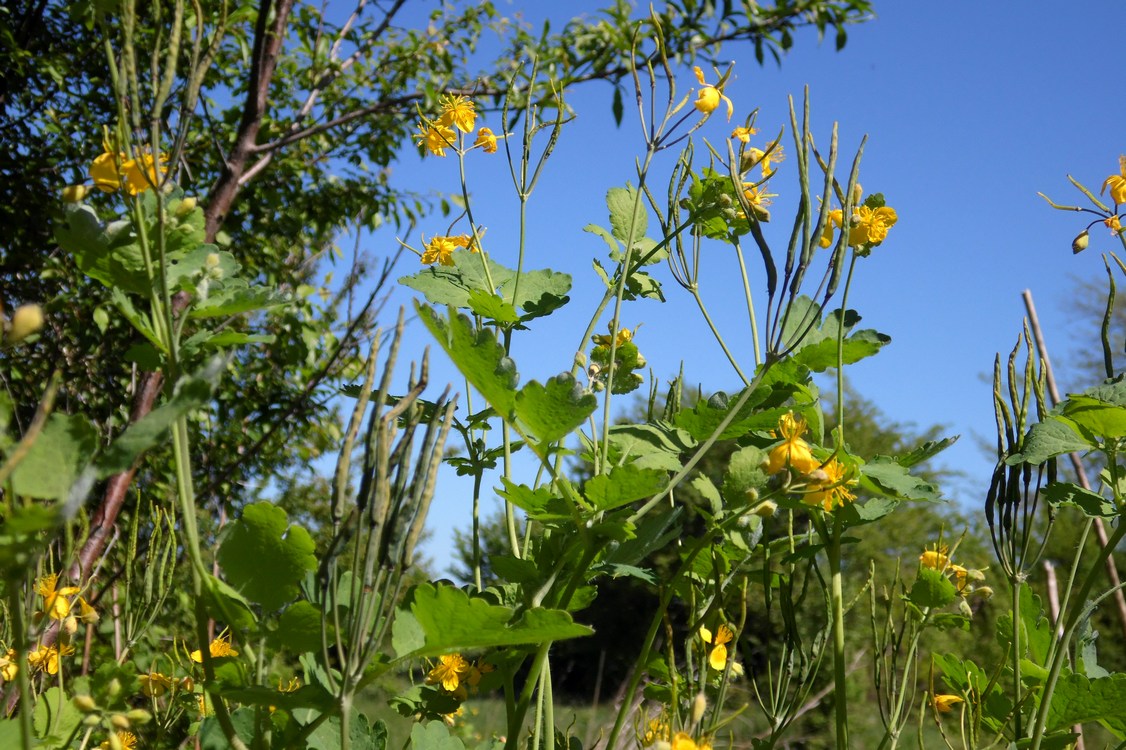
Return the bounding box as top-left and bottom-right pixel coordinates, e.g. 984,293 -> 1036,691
8,585 -> 32,750
733,240 -> 762,368
691,289 -> 750,385
827,514 -> 848,749
835,252 -> 859,448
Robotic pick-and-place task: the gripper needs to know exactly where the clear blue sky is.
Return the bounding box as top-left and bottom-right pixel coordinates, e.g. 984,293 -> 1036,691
362,1 -> 1126,574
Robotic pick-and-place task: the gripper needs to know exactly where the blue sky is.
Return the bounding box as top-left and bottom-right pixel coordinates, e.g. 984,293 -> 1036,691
363,1 -> 1126,573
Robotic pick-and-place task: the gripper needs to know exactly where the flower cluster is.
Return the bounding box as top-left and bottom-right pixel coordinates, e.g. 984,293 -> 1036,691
415,94 -> 500,157
588,324 -> 646,394
763,412 -> 857,512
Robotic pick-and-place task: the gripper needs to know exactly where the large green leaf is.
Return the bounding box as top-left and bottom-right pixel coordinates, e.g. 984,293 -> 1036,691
399,252 -> 515,309
218,502 -> 317,611
417,304 -> 518,419
1061,394 -> 1126,439
606,185 -> 647,245
33,687 -> 84,745
1042,482 -> 1118,517
792,328 -> 891,372
10,413 -> 97,500
584,465 -> 667,511
55,204 -> 150,295
409,721 -> 465,750
391,583 -> 593,658
721,446 -> 768,506
859,457 -> 942,502
499,268 -> 572,318
906,566 -> 957,609
514,373 -> 597,446
1047,673 -> 1126,738
1008,417 -> 1092,465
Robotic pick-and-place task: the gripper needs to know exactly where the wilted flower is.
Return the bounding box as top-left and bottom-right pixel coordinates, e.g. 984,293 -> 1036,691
931,694 -> 965,713
28,643 -> 75,675
1105,215 -> 1122,234
919,545 -> 950,570
730,126 -> 758,143
474,127 -> 498,153
692,67 -> 733,121
746,142 -> 785,177
0,649 -> 17,682
591,326 -> 633,350
37,574 -> 80,621
140,671 -> 174,697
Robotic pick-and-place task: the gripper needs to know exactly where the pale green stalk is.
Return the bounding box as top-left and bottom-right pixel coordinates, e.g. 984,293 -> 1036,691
827,514 -> 848,749
733,240 -> 763,367
691,288 -> 750,385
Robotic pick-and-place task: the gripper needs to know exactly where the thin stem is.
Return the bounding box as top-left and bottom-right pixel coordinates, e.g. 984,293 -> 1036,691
733,240 -> 762,367
691,289 -> 750,385
827,514 -> 848,749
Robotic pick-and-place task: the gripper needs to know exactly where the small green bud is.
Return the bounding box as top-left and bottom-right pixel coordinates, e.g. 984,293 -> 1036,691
110,712 -> 131,730
73,695 -> 97,712
82,714 -> 101,728
753,500 -> 778,518
1072,230 -> 1089,254
62,185 -> 91,203
205,252 -> 221,268
106,678 -> 122,699
958,598 -> 973,618
176,196 -> 198,216
125,708 -> 152,725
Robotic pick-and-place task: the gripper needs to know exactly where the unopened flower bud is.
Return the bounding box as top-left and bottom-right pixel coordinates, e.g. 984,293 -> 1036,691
110,713 -> 131,730
655,742 -> 671,750
744,488 -> 760,503
807,469 -> 829,483
107,678 -> 122,699
205,252 -> 221,269
691,692 -> 708,724
62,185 -> 91,203
63,615 -> 78,636
1072,230 -> 1089,254
7,304 -> 44,343
753,500 -> 778,518
73,694 -> 97,712
958,599 -> 973,617
852,183 -> 863,204
82,714 -> 101,728
635,354 -> 647,369
974,586 -> 994,600
125,708 -> 152,725
176,197 -> 198,216
574,351 -> 587,368
718,193 -> 733,207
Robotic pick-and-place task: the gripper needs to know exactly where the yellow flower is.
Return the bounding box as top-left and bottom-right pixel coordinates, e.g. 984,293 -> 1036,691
90,150 -> 126,192
99,731 -> 138,750
420,235 -> 461,266
139,671 -> 174,697
671,731 -> 698,750
932,694 -> 965,713
919,545 -> 950,570
747,143 -> 785,177
450,234 -> 480,253
62,185 -> 91,202
438,95 -> 477,133
592,326 -> 633,349
803,458 -> 856,512
1102,155 -> 1126,205
699,623 -> 734,670
730,126 -> 758,143
764,412 -> 819,475
441,705 -> 465,726
692,67 -> 733,121
37,574 -> 80,621
190,633 -> 238,663
742,184 -> 776,209
279,676 -> 300,692
474,127 -> 498,153
28,643 -> 74,675
415,121 -> 456,157
122,151 -> 167,195
427,653 -> 471,693
0,649 -> 17,682
639,716 -> 669,746
849,205 -> 898,247
819,208 -> 844,249
1106,215 -> 1122,234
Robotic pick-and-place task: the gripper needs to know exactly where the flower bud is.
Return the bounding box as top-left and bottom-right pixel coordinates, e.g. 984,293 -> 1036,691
62,185 -> 91,203
63,615 -> 78,636
852,183 -> 863,204
753,500 -> 778,518
691,692 -> 707,725
744,488 -> 760,503
655,742 -> 672,750
958,598 -> 973,617
73,695 -> 97,712
125,709 -> 153,725
7,304 -> 44,343
176,197 -> 198,216
107,678 -> 122,699
807,469 -> 830,483
973,586 -> 994,600
110,713 -> 131,730
1072,230 -> 1089,254
82,714 -> 101,728
205,252 -> 221,268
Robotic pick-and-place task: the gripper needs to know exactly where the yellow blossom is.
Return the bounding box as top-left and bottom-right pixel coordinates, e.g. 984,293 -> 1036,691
420,235 -> 461,266
692,67 -> 733,121
819,208 -> 844,248
849,205 -> 898,248
28,643 -> 74,675
730,126 -> 758,143
1102,155 -> 1126,205
37,574 -> 80,621
139,671 -> 174,697
747,143 -> 785,177
438,95 -> 477,133
640,716 -> 670,746
99,731 -> 138,750
670,731 -> 698,750
802,458 -> 856,512
415,121 -> 456,157
764,412 -> 819,475
89,142 -> 166,195
592,326 -> 633,349
474,127 -> 498,153
90,150 -> 126,192
699,623 -> 734,670
1106,215 -> 1122,234
919,545 -> 950,570
0,649 -> 17,682
932,694 -> 965,713
190,633 -> 238,663
122,151 -> 167,195
427,653 -> 471,693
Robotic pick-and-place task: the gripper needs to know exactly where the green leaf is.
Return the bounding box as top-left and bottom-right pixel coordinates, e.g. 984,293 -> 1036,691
200,708 -> 257,750
400,252 -> 515,309
584,224 -> 620,257
410,720 -> 466,750
514,373 -> 597,446
166,247 -> 238,293
218,502 -> 317,611
55,204 -> 150,294
721,446 -> 768,506
584,465 -> 667,511
391,583 -> 593,658
602,508 -> 682,569
606,185 -> 647,245
190,285 -> 290,318
33,687 -> 84,744
896,436 -> 959,468
906,566 -> 957,609
499,268 -> 572,316
304,710 -> 387,750
1061,394 -> 1126,439
10,413 -> 97,500
97,359 -> 221,477
1008,417 -> 1092,465
418,304 -> 518,419
467,290 -> 519,324
860,457 -> 942,502
792,327 -> 891,372
1047,673 -> 1126,738
1042,482 -> 1118,517
496,478 -> 561,518
276,600 -> 327,654
110,287 -> 163,350
203,574 -> 257,630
